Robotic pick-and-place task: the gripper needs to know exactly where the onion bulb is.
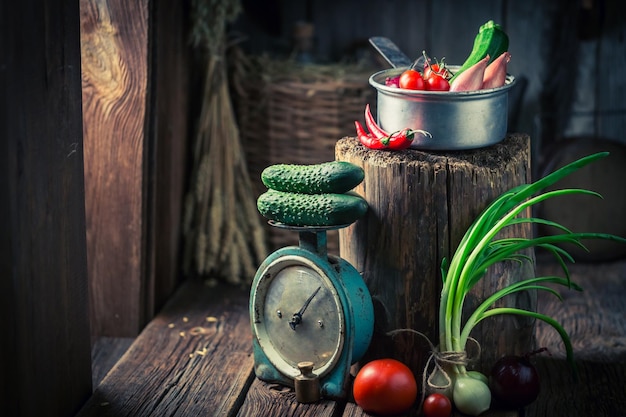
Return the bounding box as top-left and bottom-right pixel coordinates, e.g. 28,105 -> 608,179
453,375 -> 491,416
489,352 -> 542,409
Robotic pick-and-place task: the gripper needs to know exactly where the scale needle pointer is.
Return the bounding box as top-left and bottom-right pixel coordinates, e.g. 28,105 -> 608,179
289,286 -> 321,330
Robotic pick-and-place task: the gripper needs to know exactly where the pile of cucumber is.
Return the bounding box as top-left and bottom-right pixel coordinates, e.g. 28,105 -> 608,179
257,161 -> 368,227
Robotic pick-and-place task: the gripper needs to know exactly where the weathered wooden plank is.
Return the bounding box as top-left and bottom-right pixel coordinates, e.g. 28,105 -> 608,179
80,0 -> 151,337
76,280 -> 255,417
0,0 -> 93,415
343,401 -> 519,417
534,258 -> 626,362
237,378 -> 342,416
80,0 -> 192,337
527,357 -> 626,417
91,337 -> 135,386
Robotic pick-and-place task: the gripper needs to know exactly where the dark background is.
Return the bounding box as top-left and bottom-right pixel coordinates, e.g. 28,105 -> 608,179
232,0 -> 625,170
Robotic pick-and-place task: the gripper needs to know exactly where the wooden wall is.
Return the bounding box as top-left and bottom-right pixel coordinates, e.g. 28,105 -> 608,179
235,0 -> 626,170
1,1 -> 93,416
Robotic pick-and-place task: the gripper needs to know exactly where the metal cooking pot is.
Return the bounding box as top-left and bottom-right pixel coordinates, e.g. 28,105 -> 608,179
369,66 -> 516,151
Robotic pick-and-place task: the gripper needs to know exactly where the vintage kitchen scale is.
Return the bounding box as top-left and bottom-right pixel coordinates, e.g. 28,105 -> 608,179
250,221 -> 374,400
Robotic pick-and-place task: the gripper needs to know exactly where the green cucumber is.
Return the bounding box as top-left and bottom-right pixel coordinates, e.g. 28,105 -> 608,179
257,190 -> 368,227
261,161 -> 364,194
449,20 -> 509,83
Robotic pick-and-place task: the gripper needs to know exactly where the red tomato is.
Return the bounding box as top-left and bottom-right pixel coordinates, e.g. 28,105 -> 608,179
422,64 -> 438,79
399,69 -> 425,90
422,393 -> 452,417
353,358 -> 418,416
424,73 -> 450,91
423,63 -> 450,80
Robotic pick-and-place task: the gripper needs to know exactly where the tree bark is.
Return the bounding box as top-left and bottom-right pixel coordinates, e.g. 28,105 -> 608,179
336,133 -> 536,376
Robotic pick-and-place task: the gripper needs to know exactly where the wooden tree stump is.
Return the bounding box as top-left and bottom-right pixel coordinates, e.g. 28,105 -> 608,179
336,133 -> 536,376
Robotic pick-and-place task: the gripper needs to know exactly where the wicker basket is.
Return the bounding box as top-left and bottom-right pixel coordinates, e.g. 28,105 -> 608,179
232,53 -> 377,253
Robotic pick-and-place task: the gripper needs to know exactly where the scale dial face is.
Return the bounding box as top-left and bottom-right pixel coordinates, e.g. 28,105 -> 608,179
252,255 -> 345,378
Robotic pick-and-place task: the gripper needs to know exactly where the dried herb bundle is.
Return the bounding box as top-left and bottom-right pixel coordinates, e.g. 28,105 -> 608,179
183,0 -> 267,284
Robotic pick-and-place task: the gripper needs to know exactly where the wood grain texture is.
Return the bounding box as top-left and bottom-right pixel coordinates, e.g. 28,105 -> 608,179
1,0 -> 92,415
237,378 -> 341,417
343,401 -> 519,417
80,0 -> 150,337
528,357 -> 626,417
77,280 -> 255,417
336,134 -> 535,376
528,258 -> 626,416
91,337 -> 135,386
534,259 -> 626,363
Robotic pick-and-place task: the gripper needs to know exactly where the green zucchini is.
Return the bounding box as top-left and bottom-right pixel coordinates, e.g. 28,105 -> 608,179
257,189 -> 368,226
449,20 -> 509,83
261,161 -> 364,194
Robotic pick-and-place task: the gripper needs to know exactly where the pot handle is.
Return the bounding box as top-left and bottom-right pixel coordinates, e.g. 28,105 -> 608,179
368,37 -> 413,68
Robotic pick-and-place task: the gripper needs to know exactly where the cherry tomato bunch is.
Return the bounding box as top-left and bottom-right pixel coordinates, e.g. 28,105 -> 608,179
397,52 -> 452,92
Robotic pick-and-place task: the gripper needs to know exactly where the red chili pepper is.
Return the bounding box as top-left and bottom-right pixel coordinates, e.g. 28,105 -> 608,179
386,129 -> 414,150
364,104 -> 389,138
364,104 -> 414,150
355,121 -> 386,150
364,104 -> 431,150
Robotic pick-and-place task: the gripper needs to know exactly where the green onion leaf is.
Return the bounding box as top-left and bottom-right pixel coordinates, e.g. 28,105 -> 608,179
438,150 -> 626,380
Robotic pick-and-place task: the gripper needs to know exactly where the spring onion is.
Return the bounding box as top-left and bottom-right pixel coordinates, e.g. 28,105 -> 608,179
436,151 -> 626,415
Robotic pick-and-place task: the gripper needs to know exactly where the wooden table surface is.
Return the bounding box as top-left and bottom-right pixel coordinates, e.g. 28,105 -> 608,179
76,258 -> 626,417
